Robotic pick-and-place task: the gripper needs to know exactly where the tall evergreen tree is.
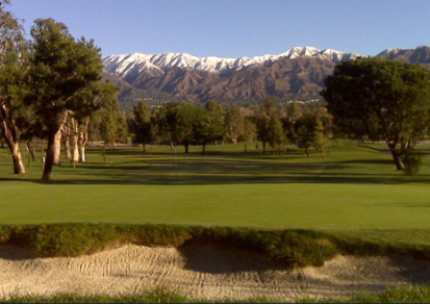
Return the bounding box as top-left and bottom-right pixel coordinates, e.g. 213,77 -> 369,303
27,19 -> 103,180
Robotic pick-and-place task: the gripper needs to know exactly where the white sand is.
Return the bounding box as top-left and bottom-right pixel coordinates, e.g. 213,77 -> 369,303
1,243 -> 430,301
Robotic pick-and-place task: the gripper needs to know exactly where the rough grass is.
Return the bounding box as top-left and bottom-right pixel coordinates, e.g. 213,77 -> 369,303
4,285 -> 430,303
2,223 -> 430,268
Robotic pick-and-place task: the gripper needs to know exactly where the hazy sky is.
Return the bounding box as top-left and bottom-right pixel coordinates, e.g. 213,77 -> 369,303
8,0 -> 430,58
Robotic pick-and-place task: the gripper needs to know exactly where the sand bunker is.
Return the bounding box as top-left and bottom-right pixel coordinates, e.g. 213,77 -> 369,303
1,243 -> 430,301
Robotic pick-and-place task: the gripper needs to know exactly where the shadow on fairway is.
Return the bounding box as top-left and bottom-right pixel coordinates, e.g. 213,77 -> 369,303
2,145 -> 430,186
11,170 -> 430,186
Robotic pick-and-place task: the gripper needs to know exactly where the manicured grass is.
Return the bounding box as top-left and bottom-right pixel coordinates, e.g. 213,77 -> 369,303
0,141 -> 429,230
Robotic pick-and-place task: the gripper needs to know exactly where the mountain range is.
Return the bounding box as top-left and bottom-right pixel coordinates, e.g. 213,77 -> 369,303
102,46 -> 430,104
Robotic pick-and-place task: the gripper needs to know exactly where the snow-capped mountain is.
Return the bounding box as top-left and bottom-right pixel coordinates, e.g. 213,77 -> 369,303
375,46 -> 430,68
102,46 -> 359,77
102,46 -> 430,104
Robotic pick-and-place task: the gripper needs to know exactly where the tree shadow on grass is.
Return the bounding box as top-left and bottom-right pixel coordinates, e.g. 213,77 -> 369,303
86,146 -> 306,159
2,148 -> 430,185
5,170 -> 429,186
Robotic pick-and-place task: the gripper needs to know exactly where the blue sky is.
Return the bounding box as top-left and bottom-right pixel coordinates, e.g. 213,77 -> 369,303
8,0 -> 430,58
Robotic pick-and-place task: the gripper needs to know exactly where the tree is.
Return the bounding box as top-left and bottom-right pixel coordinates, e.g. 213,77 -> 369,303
189,101 -> 224,155
98,82 -> 121,149
149,108 -> 162,147
293,108 -> 332,159
240,117 -> 256,152
158,102 -> 181,149
267,116 -> 284,155
132,101 -> 151,152
295,113 -> 315,158
0,5 -> 28,174
313,118 -> 331,159
176,104 -> 199,153
192,107 -> 211,155
201,100 -> 225,154
27,19 -> 103,179
255,97 -> 278,154
116,114 -> 129,144
321,58 -> 430,170
284,102 -> 302,153
224,107 -> 245,144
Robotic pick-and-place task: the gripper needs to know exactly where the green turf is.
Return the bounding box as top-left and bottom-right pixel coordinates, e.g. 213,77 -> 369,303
0,141 -> 429,230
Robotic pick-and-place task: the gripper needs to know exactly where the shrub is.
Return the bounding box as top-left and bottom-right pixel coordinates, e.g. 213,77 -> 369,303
403,150 -> 422,176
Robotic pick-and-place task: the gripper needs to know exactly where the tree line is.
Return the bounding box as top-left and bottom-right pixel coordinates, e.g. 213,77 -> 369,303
127,98 -> 333,158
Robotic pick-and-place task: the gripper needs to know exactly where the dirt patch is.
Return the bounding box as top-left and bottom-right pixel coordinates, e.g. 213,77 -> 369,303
0,244 -> 430,301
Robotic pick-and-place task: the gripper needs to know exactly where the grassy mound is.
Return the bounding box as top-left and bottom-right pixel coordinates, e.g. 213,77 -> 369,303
2,223 -> 430,268
4,285 -> 430,303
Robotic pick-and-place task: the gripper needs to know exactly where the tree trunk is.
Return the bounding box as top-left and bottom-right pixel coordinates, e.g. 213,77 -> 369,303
64,134 -> 71,159
0,105 -> 26,174
27,141 -> 36,162
142,143 -> 146,153
184,141 -> 189,153
42,111 -> 70,179
77,132 -> 84,162
62,117 -> 72,159
10,141 -> 26,174
102,144 -> 106,165
72,135 -> 79,167
202,143 -> 206,155
389,148 -> 405,170
26,141 -> 35,168
79,117 -> 90,162
79,144 -> 86,163
43,132 -> 56,180
263,142 -> 266,155
41,139 -> 45,162
53,129 -> 62,166
1,131 -> 25,174
71,118 -> 79,167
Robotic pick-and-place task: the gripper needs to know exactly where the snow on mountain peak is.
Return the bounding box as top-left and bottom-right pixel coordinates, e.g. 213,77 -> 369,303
103,47 -> 359,77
